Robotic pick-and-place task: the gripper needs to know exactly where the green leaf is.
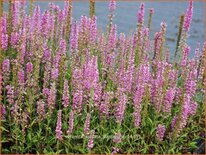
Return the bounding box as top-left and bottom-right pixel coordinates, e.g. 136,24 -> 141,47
147,117 -> 153,125
28,132 -> 32,141
55,149 -> 64,154
0,126 -> 9,132
168,148 -> 175,154
150,127 -> 156,135
189,142 -> 197,149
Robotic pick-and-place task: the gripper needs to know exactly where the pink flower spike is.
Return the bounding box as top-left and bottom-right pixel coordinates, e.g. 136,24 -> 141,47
2,59 -> 10,73
84,113 -> 91,135
183,0 -> 193,32
55,110 -> 63,141
149,8 -> 155,14
18,69 -> 25,87
67,110 -> 74,135
62,79 -> 70,108
113,132 -> 122,144
88,130 -> 95,150
26,62 -> 33,73
109,0 -> 116,12
137,3 -> 145,25
156,124 -> 166,141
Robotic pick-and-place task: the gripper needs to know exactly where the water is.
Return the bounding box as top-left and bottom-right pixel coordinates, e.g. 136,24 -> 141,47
4,1 -> 205,57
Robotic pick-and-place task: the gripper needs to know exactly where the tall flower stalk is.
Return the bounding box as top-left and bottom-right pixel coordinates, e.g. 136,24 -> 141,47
56,110 -> 63,141
0,1 -> 204,154
89,0 -> 95,18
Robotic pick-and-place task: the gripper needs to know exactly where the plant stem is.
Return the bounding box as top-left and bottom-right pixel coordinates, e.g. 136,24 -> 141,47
0,4 -> 3,151
174,14 -> 184,63
65,0 -> 72,43
29,0 -> 34,17
8,0 -> 12,48
147,10 -> 153,30
89,0 -> 95,18
0,0 -> 3,17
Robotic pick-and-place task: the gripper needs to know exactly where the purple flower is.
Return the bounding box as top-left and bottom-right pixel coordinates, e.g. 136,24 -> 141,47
11,2 -> 18,27
108,24 -> 117,52
115,87 -> 127,124
49,14 -> 55,39
18,69 -> 25,87
115,34 -> 126,88
11,101 -> 19,118
51,67 -> 59,81
143,27 -> 149,37
84,113 -> 91,135
26,62 -> 33,73
1,34 -> 8,50
55,110 -> 63,141
72,90 -> 83,113
153,23 -> 167,60
188,101 -> 198,116
79,16 -> 90,34
160,22 -> 167,33
133,110 -> 141,128
2,14 -> 7,34
153,32 -> 161,58
106,24 -> 117,68
99,91 -> 112,118
57,10 -> 64,37
43,47 -> 52,93
63,1 -> 69,19
2,59 -> 10,73
20,43 -> 26,65
1,104 -> 6,120
47,82 -> 56,110
67,110 -> 74,135
10,32 -> 20,48
89,16 -> 97,44
133,63 -> 150,127
168,69 -> 178,88
151,61 -> 167,113
163,88 -> 176,114
137,3 -> 145,25
109,0 -> 116,12
37,100 -> 45,118
181,45 -> 190,67
171,115 -> 178,130
70,21 -> 79,51
113,132 -> 122,144
33,5 -> 40,31
185,69 -> 197,96
149,8 -> 155,14
42,88 -> 50,97
183,0 -> 193,32
43,47 -> 52,61
156,124 -> 166,141
88,130 -> 95,150
58,38 -> 67,56
92,83 -> 102,106
178,94 -> 191,134
6,85 -> 14,106
83,56 -> 99,99
62,79 -> 70,108
112,147 -> 120,154
72,69 -> 83,113
125,49 -> 134,93
41,11 -> 49,38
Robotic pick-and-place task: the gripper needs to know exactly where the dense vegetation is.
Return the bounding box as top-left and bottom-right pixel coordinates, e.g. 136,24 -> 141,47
0,0 -> 205,154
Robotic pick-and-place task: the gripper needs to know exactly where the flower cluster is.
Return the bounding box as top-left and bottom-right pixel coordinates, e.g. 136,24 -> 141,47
0,0 -> 204,154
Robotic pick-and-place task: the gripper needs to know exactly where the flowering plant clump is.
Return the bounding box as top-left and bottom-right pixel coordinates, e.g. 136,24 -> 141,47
0,0 -> 205,154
